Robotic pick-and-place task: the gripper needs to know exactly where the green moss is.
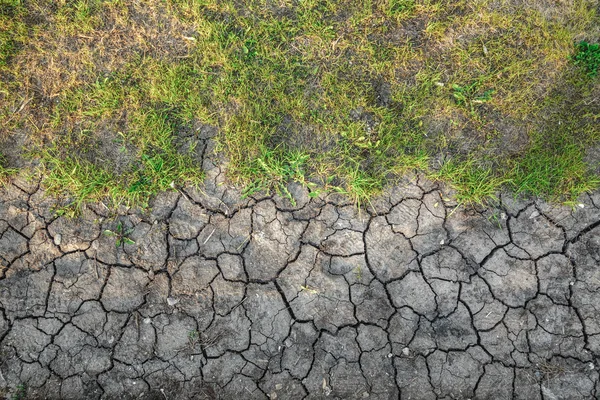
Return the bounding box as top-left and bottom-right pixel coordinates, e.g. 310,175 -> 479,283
572,41 -> 600,77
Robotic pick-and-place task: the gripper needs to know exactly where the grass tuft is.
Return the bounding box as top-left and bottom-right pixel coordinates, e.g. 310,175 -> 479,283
241,148 -> 309,204
431,158 -> 507,206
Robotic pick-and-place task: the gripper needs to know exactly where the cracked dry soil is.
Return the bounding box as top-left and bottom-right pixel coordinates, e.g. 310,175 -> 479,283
1,153 -> 600,399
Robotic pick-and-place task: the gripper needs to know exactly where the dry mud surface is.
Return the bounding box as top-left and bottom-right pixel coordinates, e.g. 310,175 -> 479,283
1,156 -> 600,399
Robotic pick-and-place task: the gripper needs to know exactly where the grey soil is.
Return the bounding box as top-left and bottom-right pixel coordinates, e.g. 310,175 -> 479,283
1,146 -> 600,399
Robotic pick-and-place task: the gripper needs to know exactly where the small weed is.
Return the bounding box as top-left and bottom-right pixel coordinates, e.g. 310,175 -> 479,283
186,329 -> 223,350
338,166 -> 382,210
487,211 -> 505,229
572,41 -> 600,77
103,221 -> 135,247
11,384 -> 26,400
300,285 -> 318,294
307,182 -> 324,198
354,266 -> 362,281
451,82 -> 495,115
188,330 -> 200,348
536,360 -> 567,380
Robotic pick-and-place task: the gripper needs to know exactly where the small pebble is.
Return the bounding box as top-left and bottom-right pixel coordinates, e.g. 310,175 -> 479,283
402,347 -> 410,356
167,297 -> 179,306
53,233 -> 62,246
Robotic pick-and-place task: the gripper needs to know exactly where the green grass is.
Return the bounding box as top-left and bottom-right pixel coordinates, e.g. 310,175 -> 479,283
0,0 -> 599,209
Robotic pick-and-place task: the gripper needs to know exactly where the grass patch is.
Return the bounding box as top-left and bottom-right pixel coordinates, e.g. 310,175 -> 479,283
0,0 -> 599,208
510,139 -> 599,202
38,58 -> 207,212
508,74 -> 600,202
432,158 -> 507,206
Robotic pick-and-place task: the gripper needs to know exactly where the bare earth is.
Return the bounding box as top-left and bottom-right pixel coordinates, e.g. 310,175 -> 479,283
1,146 -> 600,399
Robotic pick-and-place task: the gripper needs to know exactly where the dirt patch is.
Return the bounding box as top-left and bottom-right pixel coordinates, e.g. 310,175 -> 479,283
0,129 -> 31,169
391,16 -> 428,48
371,77 -> 392,108
485,109 -> 530,157
269,115 -> 340,154
585,145 -> 600,175
60,122 -> 139,177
